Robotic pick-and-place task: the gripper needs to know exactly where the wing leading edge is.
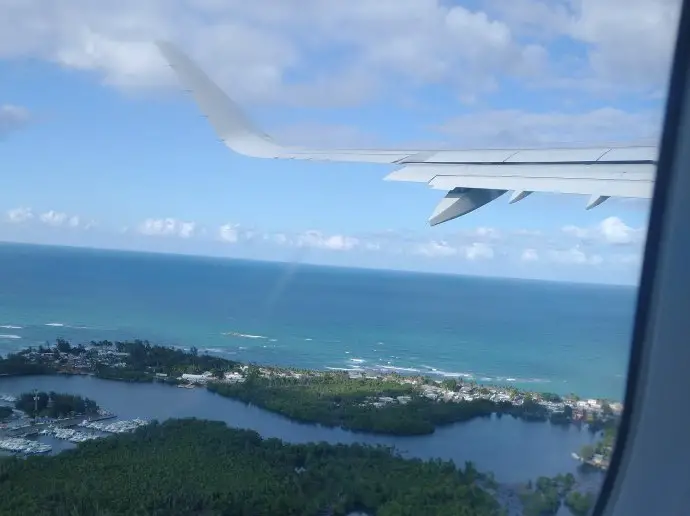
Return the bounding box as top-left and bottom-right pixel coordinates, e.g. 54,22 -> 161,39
156,41 -> 658,225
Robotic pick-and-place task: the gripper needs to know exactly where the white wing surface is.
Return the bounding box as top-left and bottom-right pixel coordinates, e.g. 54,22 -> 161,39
157,41 -> 657,225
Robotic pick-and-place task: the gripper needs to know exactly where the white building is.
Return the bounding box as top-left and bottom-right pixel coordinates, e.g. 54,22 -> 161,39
181,371 -> 214,384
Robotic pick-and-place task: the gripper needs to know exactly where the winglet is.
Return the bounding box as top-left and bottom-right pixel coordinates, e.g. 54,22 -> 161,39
156,41 -> 286,158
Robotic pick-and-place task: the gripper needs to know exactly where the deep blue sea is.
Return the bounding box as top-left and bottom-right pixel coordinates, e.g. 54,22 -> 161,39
0,242 -> 637,400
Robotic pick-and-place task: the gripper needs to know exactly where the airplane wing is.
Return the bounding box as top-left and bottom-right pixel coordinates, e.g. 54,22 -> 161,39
156,41 -> 658,226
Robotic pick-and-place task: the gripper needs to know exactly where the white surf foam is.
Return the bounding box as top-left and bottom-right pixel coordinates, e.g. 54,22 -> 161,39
379,365 -> 420,373
0,334 -> 21,340
420,365 -> 474,378
221,331 -> 268,339
0,325 -> 21,329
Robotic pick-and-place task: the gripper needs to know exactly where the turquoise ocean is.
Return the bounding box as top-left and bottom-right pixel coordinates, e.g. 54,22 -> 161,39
0,242 -> 637,400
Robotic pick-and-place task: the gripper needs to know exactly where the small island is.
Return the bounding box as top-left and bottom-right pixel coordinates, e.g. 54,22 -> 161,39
0,338 -> 622,438
14,391 -> 99,420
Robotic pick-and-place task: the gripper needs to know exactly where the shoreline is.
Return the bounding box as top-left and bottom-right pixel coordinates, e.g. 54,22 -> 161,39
0,337 -> 625,403
0,338 -> 623,440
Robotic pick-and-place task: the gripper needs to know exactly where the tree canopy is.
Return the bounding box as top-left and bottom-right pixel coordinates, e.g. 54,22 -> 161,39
0,418 -> 504,516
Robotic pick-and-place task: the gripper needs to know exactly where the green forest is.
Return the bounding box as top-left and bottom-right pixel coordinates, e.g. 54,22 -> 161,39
0,418 -> 505,516
209,375 -> 499,435
14,391 -> 99,419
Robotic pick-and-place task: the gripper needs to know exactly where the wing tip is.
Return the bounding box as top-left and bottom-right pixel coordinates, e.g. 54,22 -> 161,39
154,40 -> 286,159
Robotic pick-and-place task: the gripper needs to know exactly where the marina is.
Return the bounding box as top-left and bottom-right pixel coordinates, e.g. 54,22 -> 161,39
1,390 -> 150,454
0,436 -> 51,454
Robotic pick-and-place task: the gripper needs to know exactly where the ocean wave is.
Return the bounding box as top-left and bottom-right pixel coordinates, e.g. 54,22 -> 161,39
378,365 -> 420,373
419,365 -> 472,378
304,338 -> 312,341
221,332 -> 268,340
326,366 -> 364,372
349,358 -> 366,364
43,322 -> 113,331
0,325 -> 21,329
0,334 -> 21,340
431,370 -> 475,379
494,376 -> 551,384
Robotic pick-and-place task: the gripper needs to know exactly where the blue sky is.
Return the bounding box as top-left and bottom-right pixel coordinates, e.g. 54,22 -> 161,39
0,0 -> 680,284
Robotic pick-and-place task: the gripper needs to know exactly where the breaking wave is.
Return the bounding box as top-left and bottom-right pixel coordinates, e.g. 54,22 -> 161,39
222,332 -> 268,340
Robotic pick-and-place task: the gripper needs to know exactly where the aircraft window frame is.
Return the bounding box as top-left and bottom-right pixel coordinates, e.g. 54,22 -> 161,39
595,1 -> 690,514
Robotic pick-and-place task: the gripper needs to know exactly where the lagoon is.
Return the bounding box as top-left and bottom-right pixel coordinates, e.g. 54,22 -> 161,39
0,374 -> 603,486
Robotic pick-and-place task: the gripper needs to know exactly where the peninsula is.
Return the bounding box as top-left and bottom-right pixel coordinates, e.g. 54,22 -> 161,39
0,338 -> 622,437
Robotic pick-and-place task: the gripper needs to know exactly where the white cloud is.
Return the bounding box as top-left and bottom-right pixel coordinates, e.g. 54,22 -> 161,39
562,224 -> 589,239
521,248 -> 539,262
0,104 -> 30,137
6,207 -> 34,223
413,240 -> 494,260
414,240 -> 457,257
138,217 -> 196,238
484,0 -> 681,96
0,0 -> 677,108
464,242 -> 494,260
568,0 -> 680,93
549,246 -> 603,265
0,0 -> 622,107
474,227 -> 502,240
561,216 -> 644,245
295,230 -> 359,251
5,207 -> 94,229
5,207 -> 91,229
218,223 -> 240,243
268,233 -> 289,245
598,216 -> 640,245
40,210 -> 68,227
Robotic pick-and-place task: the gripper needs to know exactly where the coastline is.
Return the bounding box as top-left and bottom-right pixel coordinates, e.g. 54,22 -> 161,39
0,338 -> 623,440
